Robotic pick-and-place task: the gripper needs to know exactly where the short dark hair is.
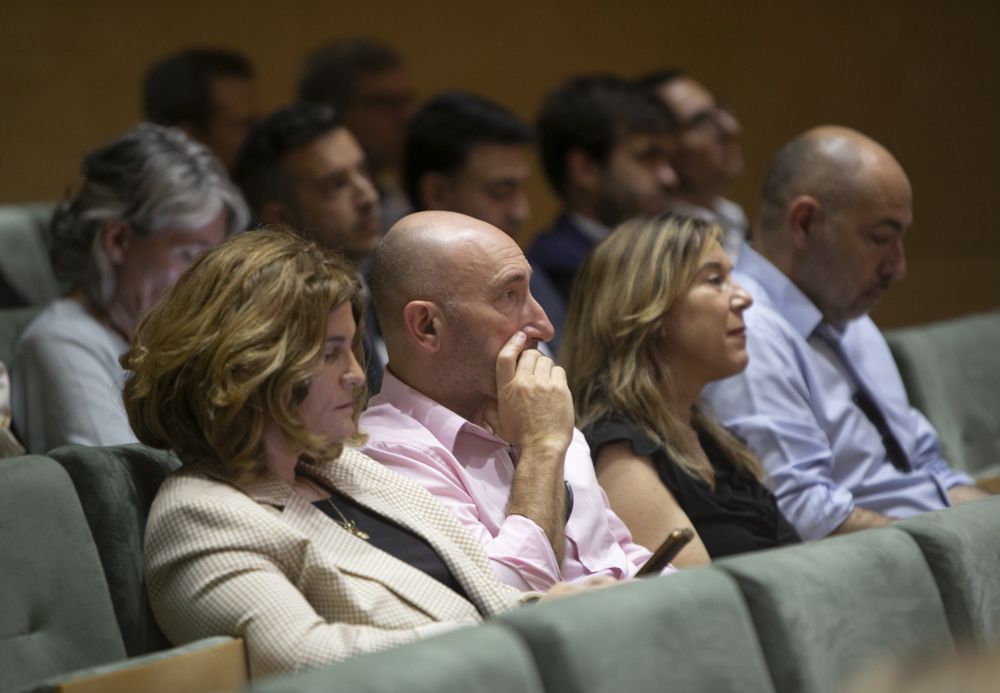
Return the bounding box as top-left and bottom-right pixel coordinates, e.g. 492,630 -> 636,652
537,75 -> 676,197
403,91 -> 533,209
143,48 -> 253,131
297,38 -> 403,111
232,102 -> 342,216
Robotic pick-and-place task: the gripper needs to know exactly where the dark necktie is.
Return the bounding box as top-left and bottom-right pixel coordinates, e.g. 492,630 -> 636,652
815,324 -> 911,473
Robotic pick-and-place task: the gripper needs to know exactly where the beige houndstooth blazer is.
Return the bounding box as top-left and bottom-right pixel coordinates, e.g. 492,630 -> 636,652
145,447 -> 523,680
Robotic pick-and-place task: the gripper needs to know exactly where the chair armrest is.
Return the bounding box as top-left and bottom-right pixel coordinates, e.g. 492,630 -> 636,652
977,475 -> 1000,495
24,636 -> 247,693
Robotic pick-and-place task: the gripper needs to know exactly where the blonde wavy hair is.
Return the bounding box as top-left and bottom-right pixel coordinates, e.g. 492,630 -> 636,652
121,226 -> 366,479
562,214 -> 762,486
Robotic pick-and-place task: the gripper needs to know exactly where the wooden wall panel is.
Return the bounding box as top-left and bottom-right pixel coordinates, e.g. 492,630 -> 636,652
1,0 -> 997,326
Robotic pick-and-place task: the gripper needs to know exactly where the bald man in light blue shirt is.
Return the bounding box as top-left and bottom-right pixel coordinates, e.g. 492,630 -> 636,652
703,126 -> 985,540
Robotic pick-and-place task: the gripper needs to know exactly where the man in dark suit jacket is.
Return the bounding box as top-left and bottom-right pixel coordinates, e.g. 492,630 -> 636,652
402,91 -> 567,355
529,75 -> 680,300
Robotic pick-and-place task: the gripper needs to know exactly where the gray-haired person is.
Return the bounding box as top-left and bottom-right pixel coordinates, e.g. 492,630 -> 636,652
12,123 -> 248,453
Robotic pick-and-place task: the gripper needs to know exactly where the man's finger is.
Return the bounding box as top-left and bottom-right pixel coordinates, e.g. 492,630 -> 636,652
496,331 -> 528,385
533,355 -> 554,379
551,364 -> 568,386
516,348 -> 542,375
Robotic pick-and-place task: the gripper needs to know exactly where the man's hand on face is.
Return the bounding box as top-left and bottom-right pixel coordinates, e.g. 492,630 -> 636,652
482,331 -> 574,454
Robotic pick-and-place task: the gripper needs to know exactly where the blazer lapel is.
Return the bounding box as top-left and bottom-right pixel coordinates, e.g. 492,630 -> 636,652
307,450 -> 519,617
287,458 -> 485,622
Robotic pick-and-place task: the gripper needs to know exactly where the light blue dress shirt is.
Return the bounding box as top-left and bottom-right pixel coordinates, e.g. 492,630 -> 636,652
703,246 -> 973,540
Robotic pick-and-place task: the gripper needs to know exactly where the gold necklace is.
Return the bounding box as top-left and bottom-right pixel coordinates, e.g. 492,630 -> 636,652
325,496 -> 370,541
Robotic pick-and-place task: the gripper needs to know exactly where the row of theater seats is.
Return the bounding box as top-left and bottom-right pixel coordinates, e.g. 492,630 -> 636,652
2,441 -> 999,693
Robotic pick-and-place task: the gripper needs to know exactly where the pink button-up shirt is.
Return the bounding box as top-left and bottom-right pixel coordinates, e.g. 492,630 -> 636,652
359,371 -> 659,591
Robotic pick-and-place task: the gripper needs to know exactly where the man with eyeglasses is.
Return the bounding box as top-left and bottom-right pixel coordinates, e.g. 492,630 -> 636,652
299,38 -> 418,232
640,70 -> 747,260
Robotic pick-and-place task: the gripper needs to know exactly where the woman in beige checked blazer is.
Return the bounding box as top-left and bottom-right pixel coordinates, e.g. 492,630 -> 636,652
122,227 -> 536,679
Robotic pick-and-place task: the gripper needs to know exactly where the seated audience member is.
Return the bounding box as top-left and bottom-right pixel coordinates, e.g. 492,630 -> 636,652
299,38 -> 416,230
143,47 -> 259,173
403,91 -> 566,353
702,126 -> 986,540
234,102 -> 384,391
563,215 -> 800,566
529,75 -> 678,300
639,70 -> 748,259
127,228 -> 601,679
360,211 -> 669,592
12,124 -> 246,453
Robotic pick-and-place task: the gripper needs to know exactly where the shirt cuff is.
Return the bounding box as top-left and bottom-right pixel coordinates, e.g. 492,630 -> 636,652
486,514 -> 563,591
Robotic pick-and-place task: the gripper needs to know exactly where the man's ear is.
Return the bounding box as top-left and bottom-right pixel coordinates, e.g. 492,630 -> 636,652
402,300 -> 445,353
566,147 -> 600,193
101,219 -> 132,265
787,195 -> 820,250
418,172 -> 452,211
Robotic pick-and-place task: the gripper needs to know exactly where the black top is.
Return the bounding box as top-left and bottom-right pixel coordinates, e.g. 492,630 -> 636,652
585,417 -> 800,559
314,489 -> 471,603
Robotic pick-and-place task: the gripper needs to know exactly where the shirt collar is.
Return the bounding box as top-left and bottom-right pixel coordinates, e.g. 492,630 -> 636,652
666,198 -> 717,224
568,211 -> 611,245
738,244 -> 825,340
375,369 -> 507,452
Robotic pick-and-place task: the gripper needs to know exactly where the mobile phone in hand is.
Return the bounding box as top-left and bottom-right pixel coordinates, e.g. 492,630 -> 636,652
635,527 -> 695,577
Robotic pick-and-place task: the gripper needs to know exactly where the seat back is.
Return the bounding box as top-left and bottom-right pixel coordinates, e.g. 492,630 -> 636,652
0,305 -> 43,367
885,310 -> 1000,479
895,496 -> 1000,646
248,623 -> 544,693
0,202 -> 59,308
47,444 -> 182,657
716,527 -> 954,693
0,455 -> 126,692
497,568 -> 776,693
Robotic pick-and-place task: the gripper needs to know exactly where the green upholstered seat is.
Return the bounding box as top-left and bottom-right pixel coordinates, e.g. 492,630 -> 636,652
248,623 -> 544,693
0,202 -> 59,309
497,569 -> 776,693
0,455 -> 127,692
47,444 -> 182,657
716,528 -> 954,693
0,305 -> 42,368
884,311 -> 1000,480
894,496 -> 1000,646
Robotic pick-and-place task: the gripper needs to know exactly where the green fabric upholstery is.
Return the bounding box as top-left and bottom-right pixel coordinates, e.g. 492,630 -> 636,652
248,623 -> 544,693
497,569 -> 776,693
47,444 -> 181,657
0,202 -> 59,308
717,528 -> 953,693
0,306 -> 42,368
0,455 -> 126,692
885,310 -> 1000,479
895,496 -> 1000,646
